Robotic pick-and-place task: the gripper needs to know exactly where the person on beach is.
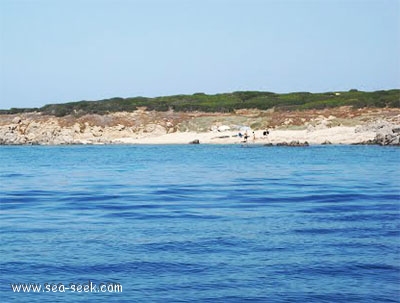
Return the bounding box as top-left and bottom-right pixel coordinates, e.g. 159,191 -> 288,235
244,131 -> 248,143
252,131 -> 256,142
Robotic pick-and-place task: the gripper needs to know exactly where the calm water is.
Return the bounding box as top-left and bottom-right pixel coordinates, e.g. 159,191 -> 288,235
0,145 -> 399,302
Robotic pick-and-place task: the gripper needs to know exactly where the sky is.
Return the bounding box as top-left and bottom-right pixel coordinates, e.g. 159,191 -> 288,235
0,0 -> 399,109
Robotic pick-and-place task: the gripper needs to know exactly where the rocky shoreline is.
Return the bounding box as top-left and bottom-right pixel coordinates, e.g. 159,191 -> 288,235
0,108 -> 399,146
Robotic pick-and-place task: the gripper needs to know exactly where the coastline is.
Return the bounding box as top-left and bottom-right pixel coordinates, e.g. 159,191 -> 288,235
1,108 -> 399,146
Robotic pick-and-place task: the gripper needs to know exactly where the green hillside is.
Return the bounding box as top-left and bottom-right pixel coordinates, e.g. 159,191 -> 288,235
1,89 -> 399,117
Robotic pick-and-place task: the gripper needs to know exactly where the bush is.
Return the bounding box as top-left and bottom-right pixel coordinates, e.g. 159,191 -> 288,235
1,90 -> 399,115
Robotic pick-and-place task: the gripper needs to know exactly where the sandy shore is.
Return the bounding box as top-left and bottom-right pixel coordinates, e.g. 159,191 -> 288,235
1,108 -> 399,145
115,126 -> 376,145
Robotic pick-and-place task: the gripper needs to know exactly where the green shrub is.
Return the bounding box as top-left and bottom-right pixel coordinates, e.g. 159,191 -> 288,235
1,89 -> 398,115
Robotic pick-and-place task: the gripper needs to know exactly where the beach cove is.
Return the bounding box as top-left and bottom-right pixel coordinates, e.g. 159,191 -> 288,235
1,107 -> 399,146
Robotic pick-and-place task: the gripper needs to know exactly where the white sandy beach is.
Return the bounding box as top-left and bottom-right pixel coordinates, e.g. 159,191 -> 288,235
115,126 -> 377,145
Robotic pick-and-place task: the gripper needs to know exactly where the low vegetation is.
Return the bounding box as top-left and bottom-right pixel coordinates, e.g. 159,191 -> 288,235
1,89 -> 399,117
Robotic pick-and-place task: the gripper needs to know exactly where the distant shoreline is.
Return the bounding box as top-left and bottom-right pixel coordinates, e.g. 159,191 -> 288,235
1,107 -> 399,146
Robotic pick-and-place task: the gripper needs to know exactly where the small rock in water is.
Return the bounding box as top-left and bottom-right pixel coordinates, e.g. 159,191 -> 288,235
277,141 -> 309,147
289,140 -> 309,146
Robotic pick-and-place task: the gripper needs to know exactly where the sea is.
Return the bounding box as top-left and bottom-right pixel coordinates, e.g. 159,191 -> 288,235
0,145 -> 399,303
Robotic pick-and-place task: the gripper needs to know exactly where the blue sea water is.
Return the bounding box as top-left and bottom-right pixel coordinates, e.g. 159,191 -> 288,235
0,145 -> 399,303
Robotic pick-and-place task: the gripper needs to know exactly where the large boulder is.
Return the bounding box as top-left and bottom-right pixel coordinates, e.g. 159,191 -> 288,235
12,116 -> 22,124
374,131 -> 400,146
359,127 -> 400,146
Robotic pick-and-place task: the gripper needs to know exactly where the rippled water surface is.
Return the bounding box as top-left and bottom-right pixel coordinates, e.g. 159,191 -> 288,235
1,145 -> 399,302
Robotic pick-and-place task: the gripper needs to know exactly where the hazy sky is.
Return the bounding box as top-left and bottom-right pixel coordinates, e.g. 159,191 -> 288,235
0,0 -> 399,109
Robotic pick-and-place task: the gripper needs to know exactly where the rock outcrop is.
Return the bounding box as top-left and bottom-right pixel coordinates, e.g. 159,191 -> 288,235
0,112 -> 172,145
355,121 -> 400,146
